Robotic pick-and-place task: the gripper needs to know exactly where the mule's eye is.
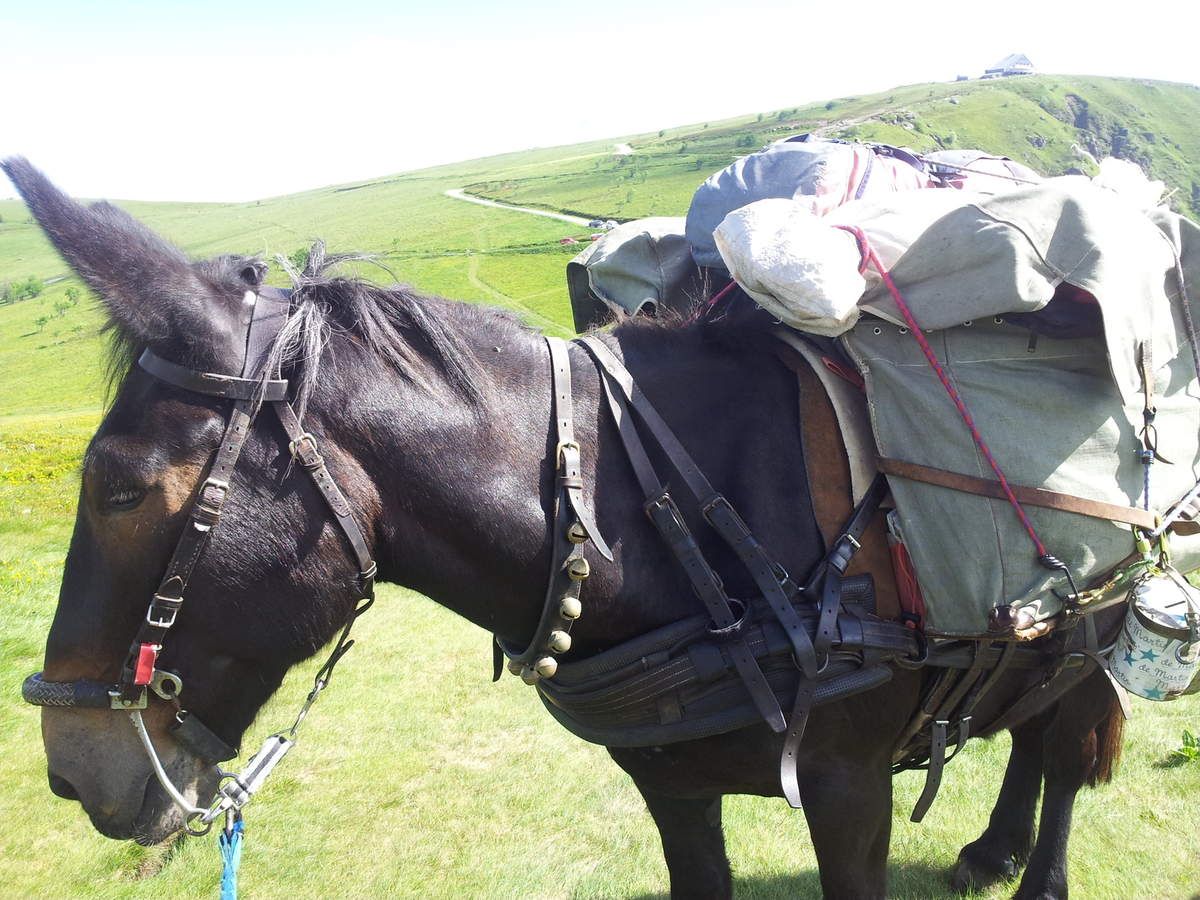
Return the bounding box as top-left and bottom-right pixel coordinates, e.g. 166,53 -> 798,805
104,487 -> 146,511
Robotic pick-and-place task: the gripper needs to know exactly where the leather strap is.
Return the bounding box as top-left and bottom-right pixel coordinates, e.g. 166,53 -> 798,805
272,401 -> 377,588
579,337 -> 818,675
910,719 -> 949,823
119,400 -> 256,699
877,456 -> 1159,531
589,362 -> 786,732
494,337 -> 609,679
139,348 -> 289,401
545,337 -> 612,560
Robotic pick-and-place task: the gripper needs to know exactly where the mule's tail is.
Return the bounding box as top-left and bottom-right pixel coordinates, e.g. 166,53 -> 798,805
1086,688 -> 1125,786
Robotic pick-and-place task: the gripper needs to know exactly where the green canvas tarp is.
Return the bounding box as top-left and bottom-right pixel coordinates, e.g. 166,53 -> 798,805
840,180 -> 1200,635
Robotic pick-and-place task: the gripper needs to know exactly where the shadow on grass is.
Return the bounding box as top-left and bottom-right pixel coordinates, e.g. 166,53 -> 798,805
626,861 -> 973,899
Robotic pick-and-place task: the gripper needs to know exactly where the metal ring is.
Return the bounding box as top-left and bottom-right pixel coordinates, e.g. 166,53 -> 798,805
185,811 -> 213,837
151,670 -> 183,700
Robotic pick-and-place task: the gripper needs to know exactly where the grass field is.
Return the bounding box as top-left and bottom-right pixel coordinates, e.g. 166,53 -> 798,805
2,74 -> 1199,898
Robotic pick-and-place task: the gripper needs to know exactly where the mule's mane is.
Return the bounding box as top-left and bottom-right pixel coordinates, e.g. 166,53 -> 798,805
265,243 -> 525,418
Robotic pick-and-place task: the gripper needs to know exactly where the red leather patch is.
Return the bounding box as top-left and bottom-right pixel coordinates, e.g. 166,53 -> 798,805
134,643 -> 158,686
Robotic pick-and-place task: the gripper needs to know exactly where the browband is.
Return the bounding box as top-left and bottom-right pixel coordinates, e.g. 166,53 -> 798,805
138,348 -> 289,401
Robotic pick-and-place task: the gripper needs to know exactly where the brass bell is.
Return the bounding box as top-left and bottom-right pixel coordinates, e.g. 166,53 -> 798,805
534,656 -> 558,678
507,658 -> 525,676
548,630 -> 572,653
560,596 -> 582,620
566,522 -> 589,544
520,666 -> 540,685
567,557 -> 590,581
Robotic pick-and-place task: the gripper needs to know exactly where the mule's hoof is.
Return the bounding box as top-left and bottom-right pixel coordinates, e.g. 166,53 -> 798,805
950,851 -> 1019,894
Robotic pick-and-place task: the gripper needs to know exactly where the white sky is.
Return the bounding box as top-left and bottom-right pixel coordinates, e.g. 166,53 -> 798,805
1,0 -> 1197,202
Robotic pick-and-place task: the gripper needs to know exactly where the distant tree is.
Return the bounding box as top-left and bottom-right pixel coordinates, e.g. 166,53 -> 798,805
658,130 -> 665,138
757,113 -> 764,122
288,247 -> 310,272
21,275 -> 44,299
777,111 -> 787,122
64,287 -> 80,306
825,101 -> 836,111
678,142 -> 688,154
736,134 -> 756,148
34,315 -> 49,333
702,123 -> 709,129
0,283 -> 10,304
53,299 -> 70,317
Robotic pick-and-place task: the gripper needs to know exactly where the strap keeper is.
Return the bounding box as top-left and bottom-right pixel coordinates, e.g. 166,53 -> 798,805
357,562 -> 378,596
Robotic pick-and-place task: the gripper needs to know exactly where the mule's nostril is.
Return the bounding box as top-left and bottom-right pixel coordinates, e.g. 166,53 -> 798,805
48,772 -> 80,801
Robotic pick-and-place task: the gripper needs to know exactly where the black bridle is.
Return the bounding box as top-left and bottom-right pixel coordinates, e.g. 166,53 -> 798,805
22,286 -> 377,832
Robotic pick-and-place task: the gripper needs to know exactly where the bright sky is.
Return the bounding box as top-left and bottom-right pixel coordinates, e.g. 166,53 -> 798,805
2,0 -> 1197,202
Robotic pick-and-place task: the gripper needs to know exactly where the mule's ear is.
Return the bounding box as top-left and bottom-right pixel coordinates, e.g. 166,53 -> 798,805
1,157 -> 238,360
238,259 -> 269,287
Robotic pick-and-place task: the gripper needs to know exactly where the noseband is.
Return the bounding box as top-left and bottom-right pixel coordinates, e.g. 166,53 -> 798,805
22,286 -> 377,834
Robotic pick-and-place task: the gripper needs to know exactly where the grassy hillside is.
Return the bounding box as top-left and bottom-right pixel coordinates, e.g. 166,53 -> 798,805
2,74 -> 1199,898
463,76 -> 1200,221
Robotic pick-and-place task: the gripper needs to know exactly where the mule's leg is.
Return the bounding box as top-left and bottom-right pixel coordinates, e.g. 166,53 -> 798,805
632,781 -> 731,899
798,752 -> 893,900
1012,672 -> 1122,900
951,711 -> 1050,893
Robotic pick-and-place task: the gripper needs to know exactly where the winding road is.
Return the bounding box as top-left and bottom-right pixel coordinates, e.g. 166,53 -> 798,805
443,188 -> 593,227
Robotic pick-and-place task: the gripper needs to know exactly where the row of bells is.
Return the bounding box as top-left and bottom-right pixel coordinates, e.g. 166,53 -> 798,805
508,521 -> 592,685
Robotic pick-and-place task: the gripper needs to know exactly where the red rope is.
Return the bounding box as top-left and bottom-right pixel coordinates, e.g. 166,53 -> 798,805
836,225 -> 1050,559
693,278 -> 738,321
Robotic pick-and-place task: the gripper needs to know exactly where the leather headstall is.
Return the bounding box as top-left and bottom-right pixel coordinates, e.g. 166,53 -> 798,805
22,286 -> 377,770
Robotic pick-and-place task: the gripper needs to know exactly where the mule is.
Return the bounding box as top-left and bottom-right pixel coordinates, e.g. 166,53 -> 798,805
6,158 -> 1124,899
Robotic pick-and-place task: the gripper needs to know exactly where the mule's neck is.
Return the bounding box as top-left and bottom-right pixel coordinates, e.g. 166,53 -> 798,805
314,298 -> 819,657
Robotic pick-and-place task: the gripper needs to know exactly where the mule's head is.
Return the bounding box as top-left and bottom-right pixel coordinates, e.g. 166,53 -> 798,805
5,159 -> 376,843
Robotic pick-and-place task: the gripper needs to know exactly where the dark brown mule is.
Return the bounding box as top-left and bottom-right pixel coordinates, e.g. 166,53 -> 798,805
6,159 -> 1122,898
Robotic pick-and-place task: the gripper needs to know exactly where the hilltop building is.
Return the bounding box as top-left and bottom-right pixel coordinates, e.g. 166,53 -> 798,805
983,53 -> 1035,78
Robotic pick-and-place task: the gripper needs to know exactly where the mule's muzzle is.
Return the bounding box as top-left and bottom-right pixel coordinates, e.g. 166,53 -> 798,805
22,672 -> 113,709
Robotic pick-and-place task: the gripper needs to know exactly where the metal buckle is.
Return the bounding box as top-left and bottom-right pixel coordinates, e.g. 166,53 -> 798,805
555,440 -> 580,466
193,478 -> 229,529
109,688 -> 148,710
146,594 -> 181,629
289,432 -> 319,460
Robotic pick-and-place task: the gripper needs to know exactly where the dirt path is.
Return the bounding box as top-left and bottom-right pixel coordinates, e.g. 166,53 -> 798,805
444,188 -> 592,227
464,246 -> 569,336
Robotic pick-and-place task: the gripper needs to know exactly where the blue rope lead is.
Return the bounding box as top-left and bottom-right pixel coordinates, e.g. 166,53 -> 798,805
218,816 -> 244,900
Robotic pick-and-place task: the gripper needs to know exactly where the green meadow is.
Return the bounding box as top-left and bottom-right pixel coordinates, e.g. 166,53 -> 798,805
2,74 -> 1198,898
